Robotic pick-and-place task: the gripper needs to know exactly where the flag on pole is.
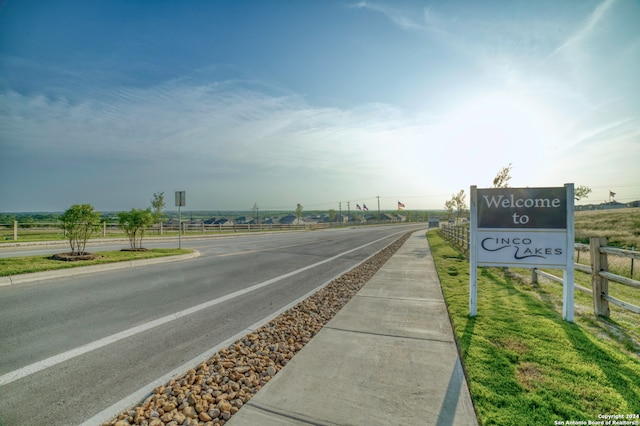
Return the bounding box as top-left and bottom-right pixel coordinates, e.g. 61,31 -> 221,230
356,204 -> 362,210
609,190 -> 616,198
398,201 -> 405,210
363,204 -> 369,211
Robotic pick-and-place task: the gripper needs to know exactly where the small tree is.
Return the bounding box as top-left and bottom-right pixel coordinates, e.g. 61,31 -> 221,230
60,204 -> 101,255
118,208 -> 155,250
493,163 -> 513,188
150,192 -> 165,224
454,189 -> 467,223
444,199 -> 455,222
295,203 -> 304,224
575,185 -> 592,201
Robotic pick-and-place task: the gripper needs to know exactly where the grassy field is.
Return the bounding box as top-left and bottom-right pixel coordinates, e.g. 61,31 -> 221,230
575,208 -> 640,248
427,230 -> 640,425
0,248 -> 193,277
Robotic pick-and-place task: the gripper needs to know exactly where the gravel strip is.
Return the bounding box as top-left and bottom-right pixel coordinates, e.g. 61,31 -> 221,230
104,231 -> 412,426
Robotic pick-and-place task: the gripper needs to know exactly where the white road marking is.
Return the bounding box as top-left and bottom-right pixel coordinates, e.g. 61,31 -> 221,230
0,234 -> 394,387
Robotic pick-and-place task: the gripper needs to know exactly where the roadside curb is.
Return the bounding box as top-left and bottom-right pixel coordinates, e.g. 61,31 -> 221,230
0,250 -> 201,286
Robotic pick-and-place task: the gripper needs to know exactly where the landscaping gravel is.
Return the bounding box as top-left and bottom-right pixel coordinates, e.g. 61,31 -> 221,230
104,231 -> 412,426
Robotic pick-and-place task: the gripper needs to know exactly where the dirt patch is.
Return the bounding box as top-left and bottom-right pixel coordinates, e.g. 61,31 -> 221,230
50,252 -> 101,261
516,361 -> 545,390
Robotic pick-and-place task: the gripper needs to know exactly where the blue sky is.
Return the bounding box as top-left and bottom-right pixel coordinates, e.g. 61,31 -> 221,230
1,0 -> 639,212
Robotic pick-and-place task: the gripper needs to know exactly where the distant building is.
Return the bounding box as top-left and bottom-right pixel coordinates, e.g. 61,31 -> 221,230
279,214 -> 304,225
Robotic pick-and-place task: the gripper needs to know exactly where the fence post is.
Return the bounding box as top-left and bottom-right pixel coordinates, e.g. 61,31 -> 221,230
531,268 -> 538,284
590,237 -> 610,317
103,221 -> 107,237
14,220 -> 18,240
160,222 -> 163,236
202,222 -> 205,234
465,227 -> 469,255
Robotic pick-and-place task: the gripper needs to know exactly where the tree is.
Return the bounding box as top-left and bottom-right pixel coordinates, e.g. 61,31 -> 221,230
575,185 -> 592,201
453,189 -> 467,223
493,163 -> 513,188
328,209 -> 337,222
295,203 -> 304,224
60,204 -> 101,255
118,208 -> 155,250
444,199 -> 455,222
150,192 -> 165,224
253,202 -> 259,224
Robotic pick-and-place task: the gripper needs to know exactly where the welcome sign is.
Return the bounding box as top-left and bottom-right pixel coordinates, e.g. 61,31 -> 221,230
469,184 -> 575,321
476,187 -> 567,267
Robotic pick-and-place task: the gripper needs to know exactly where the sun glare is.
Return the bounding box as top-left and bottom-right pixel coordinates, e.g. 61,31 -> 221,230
434,91 -> 560,178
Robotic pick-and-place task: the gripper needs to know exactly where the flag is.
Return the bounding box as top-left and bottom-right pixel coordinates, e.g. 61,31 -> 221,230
398,201 -> 405,210
363,204 -> 369,211
609,190 -> 616,198
356,204 -> 362,210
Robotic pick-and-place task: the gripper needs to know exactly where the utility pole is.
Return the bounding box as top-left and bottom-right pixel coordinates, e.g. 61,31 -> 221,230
339,202 -> 342,224
347,202 -> 350,223
377,195 -> 381,222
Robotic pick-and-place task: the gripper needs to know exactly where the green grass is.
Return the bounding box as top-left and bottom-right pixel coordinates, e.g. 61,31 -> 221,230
0,248 -> 193,276
518,263 -> 640,356
427,230 -> 640,425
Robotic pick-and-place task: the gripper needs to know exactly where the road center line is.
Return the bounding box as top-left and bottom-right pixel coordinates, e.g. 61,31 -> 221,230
0,234 -> 393,387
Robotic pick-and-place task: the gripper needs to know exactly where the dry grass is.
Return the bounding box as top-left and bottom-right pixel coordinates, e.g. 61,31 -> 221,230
575,208 -> 640,248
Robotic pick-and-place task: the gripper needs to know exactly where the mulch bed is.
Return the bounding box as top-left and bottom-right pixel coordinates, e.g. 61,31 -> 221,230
50,252 -> 101,261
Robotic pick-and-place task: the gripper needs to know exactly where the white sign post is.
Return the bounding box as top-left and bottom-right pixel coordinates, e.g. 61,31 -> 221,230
175,191 -> 186,249
470,184 -> 575,321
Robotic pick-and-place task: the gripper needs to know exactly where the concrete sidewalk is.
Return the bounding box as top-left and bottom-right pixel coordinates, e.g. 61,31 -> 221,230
228,231 -> 478,426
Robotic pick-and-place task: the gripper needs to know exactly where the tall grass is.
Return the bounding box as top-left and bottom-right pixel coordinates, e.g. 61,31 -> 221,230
575,208 -> 640,248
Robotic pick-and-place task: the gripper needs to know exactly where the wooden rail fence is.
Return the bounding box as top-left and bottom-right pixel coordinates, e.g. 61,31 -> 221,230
0,221 -> 337,241
439,225 -> 640,317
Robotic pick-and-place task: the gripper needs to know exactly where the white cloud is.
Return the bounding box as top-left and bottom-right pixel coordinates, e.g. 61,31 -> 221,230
543,0 -> 616,62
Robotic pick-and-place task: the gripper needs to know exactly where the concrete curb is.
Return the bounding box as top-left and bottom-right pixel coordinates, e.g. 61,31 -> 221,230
0,250 -> 201,286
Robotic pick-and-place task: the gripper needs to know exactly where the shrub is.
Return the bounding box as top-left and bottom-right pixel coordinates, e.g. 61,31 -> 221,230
60,204 -> 101,255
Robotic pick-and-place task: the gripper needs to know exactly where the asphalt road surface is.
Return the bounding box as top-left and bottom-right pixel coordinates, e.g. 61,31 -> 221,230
0,224 -> 425,425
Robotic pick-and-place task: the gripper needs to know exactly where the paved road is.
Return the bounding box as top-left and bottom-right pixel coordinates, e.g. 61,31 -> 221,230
0,224 -> 424,425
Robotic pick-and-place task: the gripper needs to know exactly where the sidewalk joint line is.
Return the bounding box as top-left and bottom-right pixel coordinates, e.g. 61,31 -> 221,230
323,326 -> 454,343
247,402 -> 340,426
356,294 -> 442,303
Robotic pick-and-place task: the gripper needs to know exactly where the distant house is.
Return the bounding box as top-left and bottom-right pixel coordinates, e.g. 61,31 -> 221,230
213,218 -> 231,225
335,214 -> 348,223
607,201 -> 628,209
279,214 -> 304,225
302,216 -> 318,224
576,200 -> 638,211
234,216 -> 248,224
